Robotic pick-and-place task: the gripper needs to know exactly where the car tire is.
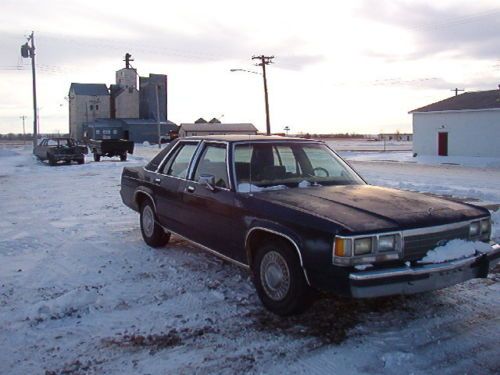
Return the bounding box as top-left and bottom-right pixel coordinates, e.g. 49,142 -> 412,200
140,200 -> 170,248
252,239 -> 314,316
77,157 -> 85,164
48,155 -> 57,166
120,152 -> 127,161
93,152 -> 101,162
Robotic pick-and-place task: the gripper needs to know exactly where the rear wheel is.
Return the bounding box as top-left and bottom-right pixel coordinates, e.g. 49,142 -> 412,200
140,200 -> 170,248
93,152 -> 101,162
120,152 -> 127,161
77,157 -> 85,164
252,240 -> 314,316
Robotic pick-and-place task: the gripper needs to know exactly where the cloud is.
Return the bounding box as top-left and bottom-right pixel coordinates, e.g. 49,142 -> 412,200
358,1 -> 500,60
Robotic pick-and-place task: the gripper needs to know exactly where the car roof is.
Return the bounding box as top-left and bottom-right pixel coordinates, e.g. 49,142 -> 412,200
180,135 -> 321,143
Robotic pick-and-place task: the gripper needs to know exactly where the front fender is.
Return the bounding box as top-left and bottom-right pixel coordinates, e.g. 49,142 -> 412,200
245,220 -> 311,285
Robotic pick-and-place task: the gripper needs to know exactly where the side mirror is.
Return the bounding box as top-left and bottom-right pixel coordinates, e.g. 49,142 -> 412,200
199,174 -> 216,191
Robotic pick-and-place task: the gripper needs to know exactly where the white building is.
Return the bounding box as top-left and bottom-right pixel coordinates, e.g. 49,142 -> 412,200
410,89 -> 500,157
68,83 -> 110,140
178,123 -> 258,137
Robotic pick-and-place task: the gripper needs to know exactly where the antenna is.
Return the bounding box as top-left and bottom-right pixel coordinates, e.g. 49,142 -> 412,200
124,53 -> 134,69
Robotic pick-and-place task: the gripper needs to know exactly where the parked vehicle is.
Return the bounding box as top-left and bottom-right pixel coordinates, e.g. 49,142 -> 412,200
34,137 -> 87,165
88,139 -> 134,162
120,136 -> 499,315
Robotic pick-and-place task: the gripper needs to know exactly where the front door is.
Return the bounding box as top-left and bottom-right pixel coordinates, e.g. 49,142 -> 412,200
181,142 -> 240,259
438,132 -> 448,156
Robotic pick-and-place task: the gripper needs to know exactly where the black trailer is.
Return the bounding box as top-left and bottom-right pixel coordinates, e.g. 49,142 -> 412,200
88,139 -> 134,162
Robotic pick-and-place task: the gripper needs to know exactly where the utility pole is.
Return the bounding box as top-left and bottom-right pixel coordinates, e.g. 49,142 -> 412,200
252,55 -> 274,135
451,88 -> 464,96
20,31 -> 38,149
20,115 -> 27,144
156,85 -> 161,148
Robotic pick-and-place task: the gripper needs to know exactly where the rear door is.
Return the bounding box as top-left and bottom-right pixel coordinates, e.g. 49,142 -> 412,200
154,141 -> 200,234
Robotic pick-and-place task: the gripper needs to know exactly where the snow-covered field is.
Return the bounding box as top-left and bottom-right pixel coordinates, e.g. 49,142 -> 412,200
1,144 -> 499,374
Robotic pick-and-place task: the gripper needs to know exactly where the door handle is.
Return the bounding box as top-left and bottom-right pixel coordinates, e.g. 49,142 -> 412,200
154,178 -> 161,184
186,185 -> 195,193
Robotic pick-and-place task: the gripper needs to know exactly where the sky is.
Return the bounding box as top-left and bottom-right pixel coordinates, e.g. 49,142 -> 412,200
0,0 -> 499,135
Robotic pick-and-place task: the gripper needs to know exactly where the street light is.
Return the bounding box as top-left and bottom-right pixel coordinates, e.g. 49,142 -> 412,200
230,68 -> 261,75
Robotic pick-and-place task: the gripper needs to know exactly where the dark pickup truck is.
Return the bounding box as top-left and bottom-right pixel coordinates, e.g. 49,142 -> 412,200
120,135 -> 500,315
87,139 -> 134,162
34,137 -> 87,165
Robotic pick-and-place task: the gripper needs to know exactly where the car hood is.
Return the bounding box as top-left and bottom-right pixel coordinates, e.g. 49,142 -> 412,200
253,185 -> 488,233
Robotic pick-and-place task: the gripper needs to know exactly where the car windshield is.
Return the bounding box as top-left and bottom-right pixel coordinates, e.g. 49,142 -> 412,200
234,142 -> 364,192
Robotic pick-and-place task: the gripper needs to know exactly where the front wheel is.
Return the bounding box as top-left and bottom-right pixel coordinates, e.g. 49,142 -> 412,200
252,240 -> 314,316
120,152 -> 127,161
140,200 -> 170,248
48,155 -> 57,166
93,152 -> 101,162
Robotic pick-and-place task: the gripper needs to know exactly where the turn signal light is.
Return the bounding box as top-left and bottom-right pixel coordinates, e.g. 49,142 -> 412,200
334,238 -> 352,257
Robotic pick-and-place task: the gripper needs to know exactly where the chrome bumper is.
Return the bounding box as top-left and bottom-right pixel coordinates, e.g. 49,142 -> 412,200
350,243 -> 500,298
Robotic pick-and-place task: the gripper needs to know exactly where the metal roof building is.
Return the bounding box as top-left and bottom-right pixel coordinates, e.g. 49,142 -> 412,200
178,123 -> 258,137
69,83 -> 109,96
84,118 -> 178,143
409,88 -> 500,158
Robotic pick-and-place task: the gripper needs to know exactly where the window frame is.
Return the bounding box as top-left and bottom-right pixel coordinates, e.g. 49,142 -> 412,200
156,140 -> 201,180
190,141 -> 231,191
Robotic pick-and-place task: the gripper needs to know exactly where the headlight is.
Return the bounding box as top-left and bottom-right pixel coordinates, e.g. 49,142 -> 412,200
378,234 -> 397,252
480,219 -> 490,235
354,237 -> 372,255
469,221 -> 480,237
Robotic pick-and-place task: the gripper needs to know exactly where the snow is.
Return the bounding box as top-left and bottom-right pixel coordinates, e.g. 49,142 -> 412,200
419,239 -> 492,264
491,210 -> 500,240
1,143 -> 499,374
237,183 -> 288,193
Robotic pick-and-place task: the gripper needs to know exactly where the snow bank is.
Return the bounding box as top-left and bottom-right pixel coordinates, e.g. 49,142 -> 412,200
420,239 -> 492,264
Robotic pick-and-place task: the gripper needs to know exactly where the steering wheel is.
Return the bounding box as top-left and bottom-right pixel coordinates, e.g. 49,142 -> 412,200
312,167 -> 329,177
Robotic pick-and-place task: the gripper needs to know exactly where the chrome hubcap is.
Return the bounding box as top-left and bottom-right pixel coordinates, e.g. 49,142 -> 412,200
142,205 -> 155,237
260,251 -> 290,301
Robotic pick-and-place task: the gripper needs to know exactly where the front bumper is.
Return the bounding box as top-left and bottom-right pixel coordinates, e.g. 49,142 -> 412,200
349,243 -> 500,298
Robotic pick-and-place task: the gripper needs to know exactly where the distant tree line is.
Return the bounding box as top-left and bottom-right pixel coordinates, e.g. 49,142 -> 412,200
298,133 -> 368,139
0,133 -> 69,140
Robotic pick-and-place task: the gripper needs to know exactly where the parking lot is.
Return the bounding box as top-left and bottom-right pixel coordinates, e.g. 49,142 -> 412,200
1,144 -> 499,374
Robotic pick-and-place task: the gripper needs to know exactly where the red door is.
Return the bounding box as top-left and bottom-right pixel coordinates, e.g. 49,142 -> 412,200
438,132 -> 448,156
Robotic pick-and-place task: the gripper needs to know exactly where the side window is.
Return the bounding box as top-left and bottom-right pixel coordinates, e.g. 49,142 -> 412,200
47,139 -> 58,146
193,144 -> 229,188
145,140 -> 178,171
162,143 -> 198,178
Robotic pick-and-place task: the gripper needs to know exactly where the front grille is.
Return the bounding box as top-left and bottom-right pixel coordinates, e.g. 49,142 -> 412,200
403,225 -> 469,261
